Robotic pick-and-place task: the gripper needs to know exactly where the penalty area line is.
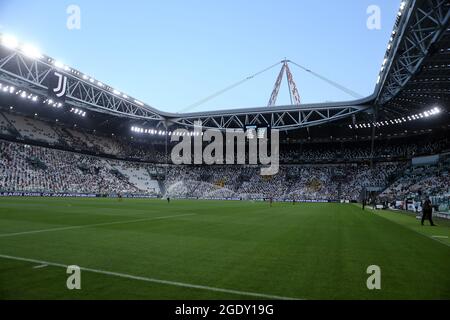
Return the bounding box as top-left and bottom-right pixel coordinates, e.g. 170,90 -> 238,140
0,254 -> 299,300
0,213 -> 196,238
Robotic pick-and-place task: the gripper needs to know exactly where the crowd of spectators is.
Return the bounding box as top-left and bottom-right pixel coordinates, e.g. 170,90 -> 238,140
1,137 -> 448,202
379,162 -> 450,201
0,140 -> 151,194
1,112 -> 449,165
163,162 -> 404,201
1,111 -> 449,202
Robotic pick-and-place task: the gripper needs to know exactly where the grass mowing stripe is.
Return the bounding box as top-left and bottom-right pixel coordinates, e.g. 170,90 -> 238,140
0,213 -> 196,238
2,199 -> 448,299
373,211 -> 450,248
352,203 -> 450,248
0,254 -> 299,300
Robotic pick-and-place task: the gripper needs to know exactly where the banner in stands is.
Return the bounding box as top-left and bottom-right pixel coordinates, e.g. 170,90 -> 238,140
0,192 -> 349,202
0,192 -> 157,199
412,154 -> 439,166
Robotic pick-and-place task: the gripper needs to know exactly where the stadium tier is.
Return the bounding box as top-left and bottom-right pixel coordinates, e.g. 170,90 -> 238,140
0,111 -> 449,210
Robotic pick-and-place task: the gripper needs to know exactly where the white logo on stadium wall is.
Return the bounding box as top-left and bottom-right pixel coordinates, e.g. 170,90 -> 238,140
52,71 -> 68,98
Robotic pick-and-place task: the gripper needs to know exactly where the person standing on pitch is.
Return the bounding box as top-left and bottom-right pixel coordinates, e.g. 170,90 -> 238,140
421,198 -> 435,226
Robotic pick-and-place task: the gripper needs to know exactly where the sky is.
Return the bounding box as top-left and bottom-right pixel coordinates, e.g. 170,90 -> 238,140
0,0 -> 400,113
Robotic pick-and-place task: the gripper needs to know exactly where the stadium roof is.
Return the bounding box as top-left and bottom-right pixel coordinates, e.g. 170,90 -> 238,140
0,0 -> 448,131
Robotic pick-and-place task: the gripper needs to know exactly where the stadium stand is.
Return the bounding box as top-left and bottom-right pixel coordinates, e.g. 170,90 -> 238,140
4,113 -> 60,144
0,139 -> 145,194
0,112 -> 449,207
379,162 -> 450,201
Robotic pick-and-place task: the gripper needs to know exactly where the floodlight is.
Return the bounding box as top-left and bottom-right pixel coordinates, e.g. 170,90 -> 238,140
22,43 -> 42,59
2,35 -> 18,49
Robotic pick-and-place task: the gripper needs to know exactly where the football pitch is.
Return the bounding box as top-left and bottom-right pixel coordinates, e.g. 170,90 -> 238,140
0,197 -> 449,300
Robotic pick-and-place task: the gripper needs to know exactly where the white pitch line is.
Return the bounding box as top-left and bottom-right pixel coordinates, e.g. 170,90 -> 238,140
0,213 -> 196,238
0,254 -> 298,300
32,264 -> 48,269
431,235 -> 448,239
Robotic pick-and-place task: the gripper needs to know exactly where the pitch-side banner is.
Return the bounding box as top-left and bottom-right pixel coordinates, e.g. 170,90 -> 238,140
0,192 -> 157,198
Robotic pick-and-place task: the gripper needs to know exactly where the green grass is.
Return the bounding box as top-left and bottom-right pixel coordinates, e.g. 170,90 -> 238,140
0,197 -> 449,300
